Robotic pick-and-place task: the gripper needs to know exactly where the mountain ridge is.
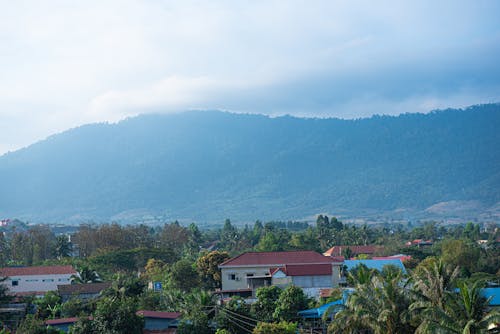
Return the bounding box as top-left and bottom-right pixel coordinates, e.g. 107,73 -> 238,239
1,104 -> 499,224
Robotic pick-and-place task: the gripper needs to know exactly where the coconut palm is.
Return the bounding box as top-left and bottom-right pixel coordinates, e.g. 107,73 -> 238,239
70,266 -> 102,284
414,280 -> 500,334
329,267 -> 415,334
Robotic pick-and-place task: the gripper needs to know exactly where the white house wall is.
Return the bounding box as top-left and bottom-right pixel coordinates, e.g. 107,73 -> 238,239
3,274 -> 72,293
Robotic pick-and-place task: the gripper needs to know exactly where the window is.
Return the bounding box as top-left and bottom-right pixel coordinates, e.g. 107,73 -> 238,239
42,279 -> 54,282
12,280 -> 19,286
229,274 -> 237,280
246,273 -> 254,277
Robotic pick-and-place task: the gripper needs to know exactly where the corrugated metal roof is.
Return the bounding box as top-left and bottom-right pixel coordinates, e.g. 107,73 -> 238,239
344,259 -> 407,274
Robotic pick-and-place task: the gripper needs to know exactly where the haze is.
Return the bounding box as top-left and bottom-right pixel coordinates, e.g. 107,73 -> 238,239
1,0 -> 499,155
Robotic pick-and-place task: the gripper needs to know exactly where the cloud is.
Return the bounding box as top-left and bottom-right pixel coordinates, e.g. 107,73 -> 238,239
0,1 -> 499,154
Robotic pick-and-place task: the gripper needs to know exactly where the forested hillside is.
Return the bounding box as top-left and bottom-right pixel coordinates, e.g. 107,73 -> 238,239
0,104 -> 499,223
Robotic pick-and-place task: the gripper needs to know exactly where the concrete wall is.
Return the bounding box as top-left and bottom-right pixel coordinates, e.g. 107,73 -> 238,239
220,267 -> 270,291
3,274 -> 72,293
292,275 -> 332,288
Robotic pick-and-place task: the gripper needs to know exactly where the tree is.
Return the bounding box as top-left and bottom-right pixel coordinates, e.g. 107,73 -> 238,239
71,266 -> 102,284
169,259 -> 199,292
441,239 -> 480,275
16,314 -> 63,334
34,291 -> 62,320
54,235 -> 72,259
414,280 -> 500,334
252,321 -> 297,334
144,258 -> 167,282
217,296 -> 255,333
71,297 -> 143,334
251,286 -> 282,322
159,222 -> 189,256
196,251 -> 230,289
273,285 -> 309,321
330,271 -> 414,334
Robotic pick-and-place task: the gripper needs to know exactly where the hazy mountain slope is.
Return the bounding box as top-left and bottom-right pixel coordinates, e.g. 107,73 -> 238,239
0,104 -> 499,223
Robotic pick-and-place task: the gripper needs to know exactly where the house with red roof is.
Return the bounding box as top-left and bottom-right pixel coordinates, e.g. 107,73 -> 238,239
218,251 -> 342,299
323,245 -> 383,258
0,265 -> 76,296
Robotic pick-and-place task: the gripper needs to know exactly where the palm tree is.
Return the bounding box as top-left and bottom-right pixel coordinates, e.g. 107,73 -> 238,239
329,268 -> 415,334
414,280 -> 500,334
70,266 -> 102,284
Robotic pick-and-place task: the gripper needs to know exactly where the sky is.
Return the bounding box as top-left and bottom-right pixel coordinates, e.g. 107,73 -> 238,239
1,1 -> 499,155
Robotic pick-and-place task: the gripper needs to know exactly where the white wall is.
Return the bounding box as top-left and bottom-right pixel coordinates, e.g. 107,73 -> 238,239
3,274 -> 72,293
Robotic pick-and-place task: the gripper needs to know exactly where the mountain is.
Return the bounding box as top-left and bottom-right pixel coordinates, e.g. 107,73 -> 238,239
1,104 -> 499,224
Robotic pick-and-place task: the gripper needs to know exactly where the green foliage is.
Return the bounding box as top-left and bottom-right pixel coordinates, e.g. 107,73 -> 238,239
441,239 -> 481,275
168,259 -> 200,292
71,266 -> 102,284
196,250 -> 230,289
252,286 -> 282,322
273,285 -> 309,321
216,296 -> 254,333
34,291 -> 62,320
71,297 -> 143,334
16,315 -> 64,334
252,321 -> 297,334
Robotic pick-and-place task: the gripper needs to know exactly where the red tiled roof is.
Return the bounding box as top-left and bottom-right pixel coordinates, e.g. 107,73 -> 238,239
323,245 -> 383,257
283,264 -> 332,276
0,265 -> 76,277
57,282 -> 111,295
136,310 -> 182,319
219,251 -> 333,267
46,317 -> 80,325
46,316 -> 92,325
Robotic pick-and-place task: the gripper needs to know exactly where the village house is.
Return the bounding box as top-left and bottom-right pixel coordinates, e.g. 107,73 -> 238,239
323,245 -> 384,258
57,282 -> 111,302
0,265 -> 77,296
218,251 -> 342,299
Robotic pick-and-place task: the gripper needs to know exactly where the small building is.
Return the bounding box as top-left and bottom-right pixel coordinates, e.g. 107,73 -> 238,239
323,245 -> 383,258
45,317 -> 83,333
218,251 -> 342,299
0,265 -> 76,296
137,310 -> 181,334
57,282 -> 111,302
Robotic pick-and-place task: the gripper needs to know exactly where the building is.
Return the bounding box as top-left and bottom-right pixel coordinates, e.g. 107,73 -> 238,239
218,251 -> 342,299
323,245 -> 383,258
0,265 -> 76,296
137,310 -> 181,334
57,282 -> 111,302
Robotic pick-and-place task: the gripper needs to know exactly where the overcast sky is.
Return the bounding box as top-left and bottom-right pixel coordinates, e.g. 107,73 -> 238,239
1,1 -> 499,155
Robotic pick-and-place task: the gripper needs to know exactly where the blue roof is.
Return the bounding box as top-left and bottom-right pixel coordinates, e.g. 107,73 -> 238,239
344,259 -> 407,274
482,288 -> 500,306
298,299 -> 343,319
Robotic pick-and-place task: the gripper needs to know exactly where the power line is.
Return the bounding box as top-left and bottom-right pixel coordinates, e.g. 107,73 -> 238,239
220,306 -> 259,323
219,308 -> 256,328
219,312 -> 254,334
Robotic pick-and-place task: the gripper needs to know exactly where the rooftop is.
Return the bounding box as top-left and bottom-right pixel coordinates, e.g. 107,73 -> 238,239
219,251 -> 333,267
136,310 -> 182,319
57,282 -> 111,295
344,259 -> 407,274
0,265 -> 76,277
323,245 -> 383,257
273,263 -> 333,276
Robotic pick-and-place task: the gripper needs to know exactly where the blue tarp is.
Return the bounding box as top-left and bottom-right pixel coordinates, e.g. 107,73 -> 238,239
344,259 -> 407,274
482,288 -> 499,306
298,299 -> 343,319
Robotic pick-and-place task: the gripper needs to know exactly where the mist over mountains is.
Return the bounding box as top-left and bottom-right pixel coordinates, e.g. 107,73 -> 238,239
1,104 -> 499,224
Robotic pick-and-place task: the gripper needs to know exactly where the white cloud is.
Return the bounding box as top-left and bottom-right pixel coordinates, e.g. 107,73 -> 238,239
0,0 -> 499,154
